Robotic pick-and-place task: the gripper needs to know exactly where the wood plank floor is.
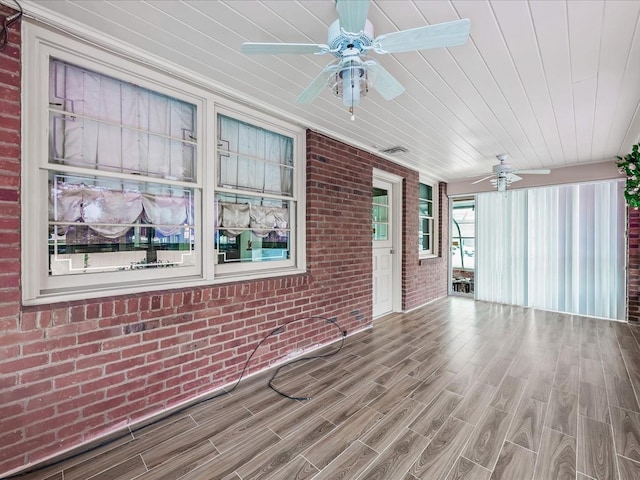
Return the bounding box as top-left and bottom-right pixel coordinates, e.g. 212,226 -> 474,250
14,297 -> 640,480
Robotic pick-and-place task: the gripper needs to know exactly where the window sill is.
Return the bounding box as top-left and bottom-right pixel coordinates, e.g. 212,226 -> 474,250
23,267 -> 308,306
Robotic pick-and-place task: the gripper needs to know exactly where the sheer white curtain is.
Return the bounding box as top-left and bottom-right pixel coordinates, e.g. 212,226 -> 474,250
51,60 -> 195,181
218,115 -> 293,195
527,181 -> 625,319
475,180 -> 625,320
476,189 -> 528,306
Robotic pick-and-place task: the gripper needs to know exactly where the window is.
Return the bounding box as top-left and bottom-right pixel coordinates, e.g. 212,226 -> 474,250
418,181 -> 437,256
47,60 -> 198,279
214,113 -> 296,273
22,24 -> 305,304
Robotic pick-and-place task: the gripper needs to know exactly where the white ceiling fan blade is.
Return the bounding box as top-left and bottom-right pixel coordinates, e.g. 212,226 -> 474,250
296,64 -> 340,104
241,42 -> 329,55
365,62 -> 405,100
336,0 -> 371,34
514,168 -> 551,174
471,175 -> 494,185
373,18 -> 470,54
507,174 -> 523,182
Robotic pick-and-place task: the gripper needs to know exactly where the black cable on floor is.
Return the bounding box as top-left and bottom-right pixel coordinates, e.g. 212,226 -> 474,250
5,315 -> 346,479
268,317 -> 347,401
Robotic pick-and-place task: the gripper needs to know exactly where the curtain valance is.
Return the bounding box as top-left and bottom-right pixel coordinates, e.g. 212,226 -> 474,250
50,183 -> 190,238
218,203 -> 289,238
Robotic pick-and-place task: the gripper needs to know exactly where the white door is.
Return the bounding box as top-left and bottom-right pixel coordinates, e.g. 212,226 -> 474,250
372,177 -> 396,317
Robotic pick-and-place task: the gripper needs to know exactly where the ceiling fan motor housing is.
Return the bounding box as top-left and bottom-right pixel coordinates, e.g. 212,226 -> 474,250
328,19 -> 374,57
493,162 -> 512,174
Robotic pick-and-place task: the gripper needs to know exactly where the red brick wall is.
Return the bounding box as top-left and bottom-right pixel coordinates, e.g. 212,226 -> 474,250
403,180 -> 449,309
0,4 -> 24,475
628,207 -> 640,322
0,4 -> 21,313
0,15 -> 447,472
306,132 -> 447,314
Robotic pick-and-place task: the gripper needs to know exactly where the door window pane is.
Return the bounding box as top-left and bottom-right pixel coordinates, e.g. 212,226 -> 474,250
373,187 -> 389,241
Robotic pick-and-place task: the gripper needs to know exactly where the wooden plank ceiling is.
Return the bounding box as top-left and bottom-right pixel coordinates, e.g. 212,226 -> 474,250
19,0 -> 640,182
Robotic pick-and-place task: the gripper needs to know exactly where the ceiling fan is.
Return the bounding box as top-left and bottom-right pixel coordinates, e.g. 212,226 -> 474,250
241,0 -> 470,120
472,154 -> 551,192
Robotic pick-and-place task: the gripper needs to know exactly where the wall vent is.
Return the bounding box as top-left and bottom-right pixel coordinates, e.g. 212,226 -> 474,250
379,145 -> 409,155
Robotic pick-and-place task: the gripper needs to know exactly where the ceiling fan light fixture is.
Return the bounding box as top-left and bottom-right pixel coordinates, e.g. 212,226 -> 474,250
330,62 -> 369,120
332,65 -> 369,102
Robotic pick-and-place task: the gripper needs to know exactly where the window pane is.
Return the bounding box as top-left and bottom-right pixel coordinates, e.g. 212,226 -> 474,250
218,115 -> 293,196
458,224 -> 475,237
49,174 -> 195,276
215,194 -> 290,264
421,218 -> 431,235
451,239 -> 474,268
419,183 -> 432,200
419,217 -> 432,252
49,59 -> 197,182
452,205 -> 475,223
419,233 -> 431,251
372,186 -> 389,241
419,200 -> 433,217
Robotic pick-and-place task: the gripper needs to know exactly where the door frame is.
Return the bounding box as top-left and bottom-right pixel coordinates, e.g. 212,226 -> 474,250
448,195 -> 476,297
372,169 -> 403,316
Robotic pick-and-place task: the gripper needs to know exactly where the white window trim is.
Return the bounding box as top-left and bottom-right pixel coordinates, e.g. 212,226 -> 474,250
419,177 -> 439,259
21,22 -> 306,305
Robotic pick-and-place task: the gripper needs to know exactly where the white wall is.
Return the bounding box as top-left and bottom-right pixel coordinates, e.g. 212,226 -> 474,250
447,160 -> 624,196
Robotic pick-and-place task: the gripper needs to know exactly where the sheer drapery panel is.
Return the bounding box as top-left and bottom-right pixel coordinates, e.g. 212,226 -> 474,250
476,189 -> 528,306
475,181 -> 625,320
527,182 -> 625,319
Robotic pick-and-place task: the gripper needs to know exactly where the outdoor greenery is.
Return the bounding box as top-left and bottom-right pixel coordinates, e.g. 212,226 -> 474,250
618,143 -> 640,208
